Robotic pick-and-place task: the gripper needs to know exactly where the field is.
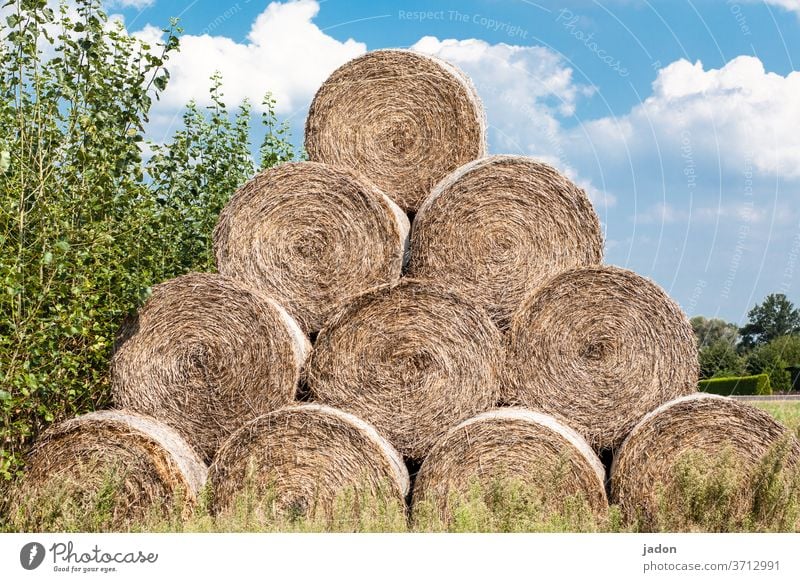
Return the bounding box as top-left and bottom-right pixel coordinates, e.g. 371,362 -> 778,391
3,399 -> 800,534
752,400 -> 800,434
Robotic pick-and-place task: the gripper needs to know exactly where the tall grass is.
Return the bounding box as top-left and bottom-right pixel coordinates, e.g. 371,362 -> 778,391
3,403 -> 800,533
753,401 -> 800,435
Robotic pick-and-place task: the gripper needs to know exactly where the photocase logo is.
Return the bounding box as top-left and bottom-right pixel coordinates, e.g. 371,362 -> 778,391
20,542 -> 46,570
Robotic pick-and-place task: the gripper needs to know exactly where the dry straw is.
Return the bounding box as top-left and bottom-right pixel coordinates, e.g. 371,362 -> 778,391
305,49 -> 487,213
209,404 -> 410,519
505,265 -> 698,452
304,279 -> 504,460
213,161 -> 410,334
412,408 -> 608,523
610,394 -> 800,527
111,272 -> 310,462
408,155 -> 603,330
6,410 -> 207,526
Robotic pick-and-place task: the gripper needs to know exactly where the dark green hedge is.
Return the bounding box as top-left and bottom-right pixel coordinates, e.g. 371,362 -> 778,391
698,374 -> 772,396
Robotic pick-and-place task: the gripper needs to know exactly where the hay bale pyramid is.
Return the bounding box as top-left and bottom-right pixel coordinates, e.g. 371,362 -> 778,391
10,48 -> 800,530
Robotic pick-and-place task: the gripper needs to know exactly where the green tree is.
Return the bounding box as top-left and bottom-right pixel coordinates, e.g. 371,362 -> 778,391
146,77 -> 300,272
259,92 -> 299,170
147,73 -> 255,271
745,335 -> 800,392
691,316 -> 739,349
0,0 -> 299,480
698,340 -> 745,379
739,294 -> 800,349
0,0 -> 179,479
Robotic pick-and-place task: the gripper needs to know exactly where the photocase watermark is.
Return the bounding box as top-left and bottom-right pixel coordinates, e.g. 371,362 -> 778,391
681,130 -> 697,192
780,227 -> 800,293
201,0 -> 251,36
472,79 -> 567,168
727,0 -> 753,37
19,540 -> 159,575
397,10 -> 529,40
687,279 -> 707,312
556,9 -> 629,77
721,156 -> 755,300
20,542 -> 46,570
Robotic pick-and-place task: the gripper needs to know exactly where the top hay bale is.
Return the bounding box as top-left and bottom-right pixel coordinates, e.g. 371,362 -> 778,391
6,410 -> 207,530
505,265 -> 698,452
111,272 -> 310,462
611,394 -> 800,530
213,161 -> 409,334
305,49 -> 487,213
408,155 -> 603,330
304,279 -> 504,460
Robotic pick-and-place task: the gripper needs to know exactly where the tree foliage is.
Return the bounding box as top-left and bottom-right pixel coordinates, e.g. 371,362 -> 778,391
0,0 -> 297,479
698,340 -> 745,380
739,294 -> 800,349
691,316 -> 739,349
745,335 -> 800,393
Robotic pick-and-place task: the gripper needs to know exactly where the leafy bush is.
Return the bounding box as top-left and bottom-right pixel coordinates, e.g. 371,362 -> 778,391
699,339 -> 745,379
698,374 -> 772,396
0,0 -> 296,480
746,335 -> 800,392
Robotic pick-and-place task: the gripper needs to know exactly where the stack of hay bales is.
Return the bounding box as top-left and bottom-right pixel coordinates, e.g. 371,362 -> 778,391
9,49 -> 800,531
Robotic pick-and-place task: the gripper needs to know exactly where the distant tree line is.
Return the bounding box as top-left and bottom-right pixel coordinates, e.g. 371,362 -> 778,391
693,293 -> 800,391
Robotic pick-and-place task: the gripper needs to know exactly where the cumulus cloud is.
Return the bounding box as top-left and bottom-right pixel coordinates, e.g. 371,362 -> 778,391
106,0 -> 154,9
757,0 -> 800,16
143,0 -> 364,115
410,36 -> 616,207
578,56 -> 800,181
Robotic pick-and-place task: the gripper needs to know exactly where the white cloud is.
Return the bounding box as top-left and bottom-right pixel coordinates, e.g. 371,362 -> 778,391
410,36 -> 616,206
106,0 -> 154,9
578,56 -> 800,181
140,0 -> 364,116
758,0 -> 800,16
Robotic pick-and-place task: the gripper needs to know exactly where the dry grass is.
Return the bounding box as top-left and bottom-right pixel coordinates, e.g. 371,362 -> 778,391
4,452 -> 799,533
505,265 -> 699,451
305,49 -> 486,213
753,400 -> 800,435
213,161 -> 409,334
408,155 -> 603,330
111,272 -> 310,461
303,279 -> 504,460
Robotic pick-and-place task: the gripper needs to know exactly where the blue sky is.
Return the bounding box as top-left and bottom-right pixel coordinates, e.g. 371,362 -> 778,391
107,0 -> 800,324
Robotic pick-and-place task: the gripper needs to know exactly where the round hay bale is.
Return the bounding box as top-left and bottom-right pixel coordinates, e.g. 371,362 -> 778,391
611,394 -> 800,529
505,265 -> 698,451
6,410 -> 207,529
213,161 -> 409,334
304,279 -> 504,460
209,404 -> 409,521
305,49 -> 487,213
111,272 -> 310,462
412,408 -> 608,525
408,155 -> 603,330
